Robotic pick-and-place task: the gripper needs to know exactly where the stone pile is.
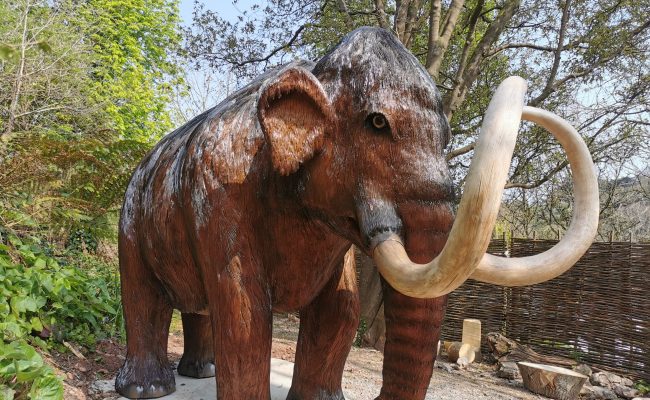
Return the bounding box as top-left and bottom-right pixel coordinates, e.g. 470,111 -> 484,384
578,368 -> 643,400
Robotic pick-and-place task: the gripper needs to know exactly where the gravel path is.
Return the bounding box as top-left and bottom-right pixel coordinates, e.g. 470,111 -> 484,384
271,315 -> 545,400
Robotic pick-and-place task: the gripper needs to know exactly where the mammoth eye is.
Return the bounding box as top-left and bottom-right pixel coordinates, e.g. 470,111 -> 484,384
367,113 -> 389,131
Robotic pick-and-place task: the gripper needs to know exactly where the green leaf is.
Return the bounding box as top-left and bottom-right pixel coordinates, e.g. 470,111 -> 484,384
30,317 -> 43,332
36,41 -> 53,53
0,386 -> 16,400
10,296 -> 37,313
30,375 -> 63,400
0,44 -> 16,61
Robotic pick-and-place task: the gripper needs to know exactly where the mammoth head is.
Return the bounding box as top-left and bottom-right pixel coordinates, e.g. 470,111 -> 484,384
258,27 -> 599,299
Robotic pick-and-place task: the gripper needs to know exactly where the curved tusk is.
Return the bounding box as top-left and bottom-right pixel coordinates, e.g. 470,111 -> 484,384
372,76 -> 528,298
469,106 -> 599,285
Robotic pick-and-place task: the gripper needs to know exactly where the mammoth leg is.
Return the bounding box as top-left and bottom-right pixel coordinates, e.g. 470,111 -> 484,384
115,239 -> 175,399
377,282 -> 447,400
177,313 -> 215,378
288,248 -> 360,400
204,254 -> 272,399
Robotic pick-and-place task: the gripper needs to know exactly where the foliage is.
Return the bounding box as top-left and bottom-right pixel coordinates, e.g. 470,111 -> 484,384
0,340 -> 63,400
0,0 -> 181,241
0,233 -> 122,347
0,1 -> 183,396
354,318 -> 367,347
79,0 -> 183,142
0,232 -> 120,400
0,130 -> 150,242
635,380 -> 650,395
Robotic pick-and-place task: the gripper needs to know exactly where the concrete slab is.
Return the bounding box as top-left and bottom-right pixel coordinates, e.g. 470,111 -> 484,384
96,358 -> 302,399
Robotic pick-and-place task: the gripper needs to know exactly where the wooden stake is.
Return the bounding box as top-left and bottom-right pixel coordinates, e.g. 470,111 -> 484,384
462,319 -> 481,348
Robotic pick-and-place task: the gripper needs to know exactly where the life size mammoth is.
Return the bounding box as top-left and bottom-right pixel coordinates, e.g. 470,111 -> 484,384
115,27 -> 598,400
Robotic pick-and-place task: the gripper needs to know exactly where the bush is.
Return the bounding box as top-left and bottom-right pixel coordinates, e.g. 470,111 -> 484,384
0,233 -> 122,400
0,235 -> 122,346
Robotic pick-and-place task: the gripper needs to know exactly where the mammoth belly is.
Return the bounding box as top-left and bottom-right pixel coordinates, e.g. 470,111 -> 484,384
269,239 -> 352,313
139,221 -> 209,313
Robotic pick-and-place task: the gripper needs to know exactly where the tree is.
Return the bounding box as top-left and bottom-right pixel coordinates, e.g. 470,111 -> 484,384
0,0 -> 99,138
80,0 -> 183,143
184,0 -> 649,236
0,0 -> 183,241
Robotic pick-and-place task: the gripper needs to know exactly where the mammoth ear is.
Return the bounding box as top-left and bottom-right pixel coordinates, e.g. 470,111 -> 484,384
258,67 -> 334,175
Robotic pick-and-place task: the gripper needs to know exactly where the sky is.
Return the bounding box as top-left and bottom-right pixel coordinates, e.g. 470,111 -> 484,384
178,0 -> 256,25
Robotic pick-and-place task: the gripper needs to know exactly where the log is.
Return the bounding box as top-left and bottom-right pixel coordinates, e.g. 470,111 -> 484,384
486,333 -> 577,368
518,362 -> 588,400
446,341 -> 476,364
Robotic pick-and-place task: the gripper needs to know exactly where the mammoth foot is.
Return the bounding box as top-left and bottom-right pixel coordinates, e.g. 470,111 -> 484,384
115,357 -> 175,399
176,356 -> 215,378
287,388 -> 345,400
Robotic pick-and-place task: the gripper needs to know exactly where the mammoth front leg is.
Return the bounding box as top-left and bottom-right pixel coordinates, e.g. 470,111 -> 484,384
288,248 -> 360,400
203,254 -> 273,400
377,282 -> 447,400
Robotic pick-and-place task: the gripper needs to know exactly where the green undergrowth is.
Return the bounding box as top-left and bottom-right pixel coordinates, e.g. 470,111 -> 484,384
0,233 -> 122,400
636,380 -> 650,395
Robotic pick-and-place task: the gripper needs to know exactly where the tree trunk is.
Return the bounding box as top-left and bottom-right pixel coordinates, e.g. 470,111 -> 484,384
4,1 -> 32,137
518,362 -> 588,400
355,247 -> 386,351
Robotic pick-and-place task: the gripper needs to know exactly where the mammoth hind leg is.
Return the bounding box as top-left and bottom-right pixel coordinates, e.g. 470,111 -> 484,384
288,248 -> 361,400
115,244 -> 175,399
177,313 -> 215,378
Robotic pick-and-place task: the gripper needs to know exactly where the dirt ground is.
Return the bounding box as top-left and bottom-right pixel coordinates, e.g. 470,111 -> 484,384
48,313 -> 547,400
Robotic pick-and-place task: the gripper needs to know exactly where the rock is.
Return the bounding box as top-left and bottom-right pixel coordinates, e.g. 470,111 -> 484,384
620,377 -> 634,387
74,362 -> 89,373
63,382 -> 87,400
591,371 -> 633,389
496,361 -> 520,380
574,364 -> 593,377
437,362 -> 455,373
582,385 -> 619,400
613,384 -> 640,399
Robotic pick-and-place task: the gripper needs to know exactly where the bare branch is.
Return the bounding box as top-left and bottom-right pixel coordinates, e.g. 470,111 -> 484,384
529,18 -> 650,106
14,105 -> 66,118
221,24 -> 306,68
486,42 -> 556,56
537,0 -> 572,104
4,0 -> 32,136
335,0 -> 355,30
505,160 -> 569,189
445,141 -> 475,161
443,0 -> 520,118
374,0 -> 390,30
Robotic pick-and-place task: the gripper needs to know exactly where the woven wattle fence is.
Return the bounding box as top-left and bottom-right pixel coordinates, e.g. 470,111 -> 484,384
442,238 -> 650,381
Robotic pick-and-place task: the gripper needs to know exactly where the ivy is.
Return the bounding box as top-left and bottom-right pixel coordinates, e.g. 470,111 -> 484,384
0,340 -> 63,400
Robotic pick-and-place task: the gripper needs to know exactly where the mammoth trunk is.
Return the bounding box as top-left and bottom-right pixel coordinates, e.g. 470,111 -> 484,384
379,283 -> 447,399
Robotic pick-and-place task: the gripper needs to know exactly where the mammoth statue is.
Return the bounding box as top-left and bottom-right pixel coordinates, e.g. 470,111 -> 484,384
115,27 -> 598,399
